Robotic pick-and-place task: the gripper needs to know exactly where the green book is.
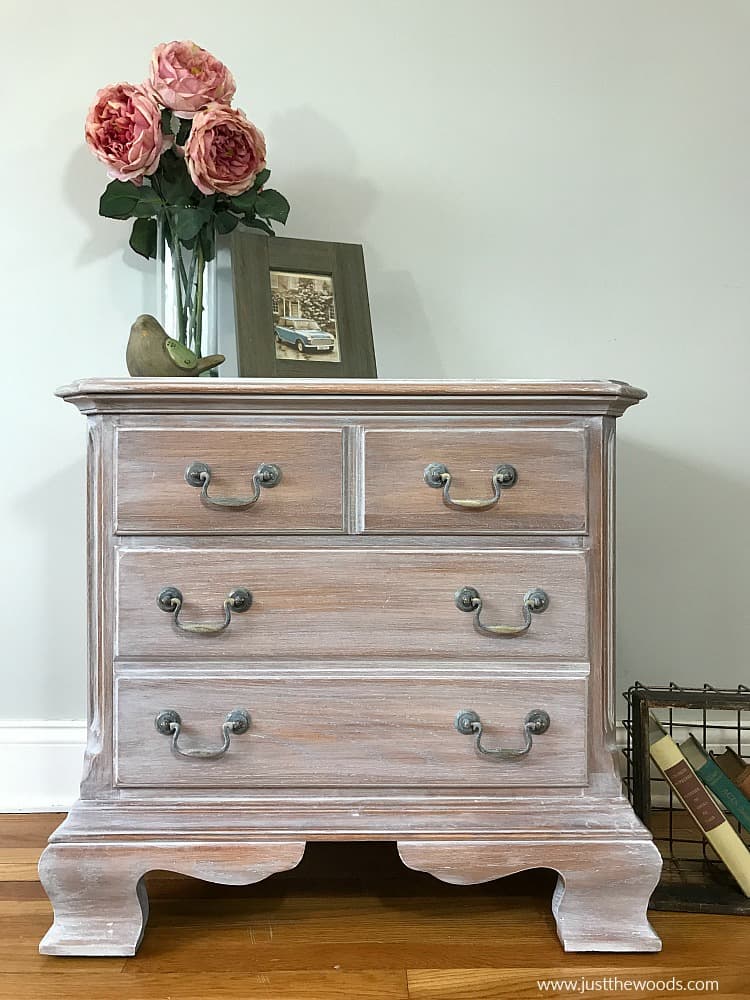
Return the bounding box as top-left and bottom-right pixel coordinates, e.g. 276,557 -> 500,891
680,734 -> 750,834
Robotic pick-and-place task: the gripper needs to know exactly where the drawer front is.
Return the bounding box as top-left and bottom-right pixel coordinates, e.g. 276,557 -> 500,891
116,548 -> 588,661
362,428 -> 587,534
114,673 -> 588,788
115,428 -> 344,534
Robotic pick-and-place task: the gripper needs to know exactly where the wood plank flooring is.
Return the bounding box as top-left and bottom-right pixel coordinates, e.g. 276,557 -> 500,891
0,815 -> 745,998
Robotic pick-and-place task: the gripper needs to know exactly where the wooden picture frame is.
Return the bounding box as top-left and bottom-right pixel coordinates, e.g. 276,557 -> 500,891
231,234 -> 377,378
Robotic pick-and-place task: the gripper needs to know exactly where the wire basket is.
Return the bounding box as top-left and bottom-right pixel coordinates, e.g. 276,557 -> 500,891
622,682 -> 750,914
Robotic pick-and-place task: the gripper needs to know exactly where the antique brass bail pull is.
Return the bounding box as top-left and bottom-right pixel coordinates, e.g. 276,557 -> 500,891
155,709 -> 250,760
454,586 -> 549,637
455,708 -> 551,759
185,461 -> 282,509
423,462 -> 517,511
157,586 -> 253,635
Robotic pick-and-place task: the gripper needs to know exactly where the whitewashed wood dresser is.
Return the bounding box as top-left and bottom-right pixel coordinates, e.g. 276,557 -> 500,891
40,377 -> 662,955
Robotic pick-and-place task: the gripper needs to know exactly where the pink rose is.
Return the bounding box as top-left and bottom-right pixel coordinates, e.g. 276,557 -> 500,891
149,41 -> 235,118
184,103 -> 267,196
85,83 -> 167,184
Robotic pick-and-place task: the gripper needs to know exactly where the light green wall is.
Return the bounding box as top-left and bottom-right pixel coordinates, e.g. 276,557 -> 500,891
2,0 -> 748,719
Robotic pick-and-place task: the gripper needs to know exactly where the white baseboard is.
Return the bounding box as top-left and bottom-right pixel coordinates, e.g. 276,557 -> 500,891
0,721 -> 86,812
0,720 -> 746,813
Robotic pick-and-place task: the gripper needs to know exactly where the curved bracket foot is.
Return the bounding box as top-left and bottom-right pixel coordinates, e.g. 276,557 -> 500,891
397,838 -> 662,953
38,840 -> 306,956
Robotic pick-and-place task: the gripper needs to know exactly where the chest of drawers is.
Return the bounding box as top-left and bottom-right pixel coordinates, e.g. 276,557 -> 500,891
39,378 -> 662,955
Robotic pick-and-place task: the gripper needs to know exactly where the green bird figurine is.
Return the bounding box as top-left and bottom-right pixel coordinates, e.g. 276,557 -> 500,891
126,315 -> 225,377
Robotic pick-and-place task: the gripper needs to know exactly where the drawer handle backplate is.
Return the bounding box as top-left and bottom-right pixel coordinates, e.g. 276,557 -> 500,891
424,462 -> 517,511
155,708 -> 250,759
455,708 -> 550,759
455,585 -> 549,637
185,460 -> 281,509
157,586 -> 252,635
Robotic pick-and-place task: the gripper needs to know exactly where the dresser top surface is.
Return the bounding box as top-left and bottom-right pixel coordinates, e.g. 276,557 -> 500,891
58,377 -> 646,401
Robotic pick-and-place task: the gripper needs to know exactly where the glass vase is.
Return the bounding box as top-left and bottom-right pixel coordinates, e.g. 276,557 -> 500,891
157,214 -> 219,373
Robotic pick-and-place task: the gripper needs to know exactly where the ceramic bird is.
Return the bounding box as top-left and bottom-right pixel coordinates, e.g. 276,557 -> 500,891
126,314 -> 225,377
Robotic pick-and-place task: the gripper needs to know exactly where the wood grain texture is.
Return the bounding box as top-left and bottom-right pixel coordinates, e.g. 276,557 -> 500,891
579,416 -> 618,796
42,377 -> 660,957
56,379 -> 647,420
115,547 -> 589,661
57,377 -> 647,400
362,427 -> 587,534
38,840 -> 305,956
6,818 -> 742,998
231,235 -> 376,379
0,848 -> 43,881
398,839 -> 663,953
115,427 -> 344,534
113,672 -> 588,789
405,968 -> 740,1000
79,415 -> 111,796
50,793 -> 653,839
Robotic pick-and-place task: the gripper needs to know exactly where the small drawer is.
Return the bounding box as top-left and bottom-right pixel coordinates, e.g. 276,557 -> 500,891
116,547 -> 588,661
114,672 -> 588,788
115,427 -> 344,534
362,428 -> 587,534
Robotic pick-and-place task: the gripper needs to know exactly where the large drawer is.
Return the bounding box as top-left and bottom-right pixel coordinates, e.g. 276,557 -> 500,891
362,427 -> 587,534
116,547 -> 588,661
114,672 -> 588,788
115,427 -> 344,534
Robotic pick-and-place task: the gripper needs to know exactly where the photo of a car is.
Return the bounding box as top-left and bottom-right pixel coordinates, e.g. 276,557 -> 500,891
274,317 -> 336,353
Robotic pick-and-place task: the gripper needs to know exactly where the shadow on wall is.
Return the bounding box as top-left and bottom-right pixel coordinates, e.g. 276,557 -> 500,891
217,238 -> 442,378
218,106 -> 443,377
64,144 -> 150,278
616,437 -> 749,693
64,106 -> 443,376
12,459 -> 87,719
361,245 -> 445,378
269,107 -> 378,239
64,141 -> 155,341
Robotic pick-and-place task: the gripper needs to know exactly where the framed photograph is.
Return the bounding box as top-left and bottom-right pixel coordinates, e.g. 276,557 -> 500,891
231,234 -> 377,378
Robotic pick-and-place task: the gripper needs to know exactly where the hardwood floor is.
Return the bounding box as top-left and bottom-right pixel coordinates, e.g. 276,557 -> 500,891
1,815 -> 746,999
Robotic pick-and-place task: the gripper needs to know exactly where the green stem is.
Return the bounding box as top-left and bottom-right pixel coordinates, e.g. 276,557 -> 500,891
172,240 -> 188,345
192,240 -> 205,360
163,211 -> 189,345
184,245 -> 199,350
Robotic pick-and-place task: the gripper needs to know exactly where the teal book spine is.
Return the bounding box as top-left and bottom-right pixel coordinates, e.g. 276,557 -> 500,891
695,757 -> 750,834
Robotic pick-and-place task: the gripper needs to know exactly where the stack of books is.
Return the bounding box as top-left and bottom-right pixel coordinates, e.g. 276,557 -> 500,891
648,715 -> 750,896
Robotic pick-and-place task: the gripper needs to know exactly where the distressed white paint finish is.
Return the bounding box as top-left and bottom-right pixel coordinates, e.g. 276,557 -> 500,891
362,426 -> 588,534
113,671 -> 589,788
5,720 -> 742,812
115,427 -> 345,534
5,2 -> 750,731
38,379 -> 663,955
38,841 -> 306,956
398,839 -> 662,952
115,547 -> 589,662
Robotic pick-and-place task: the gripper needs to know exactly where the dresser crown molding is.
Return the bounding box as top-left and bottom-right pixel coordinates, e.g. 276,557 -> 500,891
56,377 -> 646,417
40,376 -> 661,957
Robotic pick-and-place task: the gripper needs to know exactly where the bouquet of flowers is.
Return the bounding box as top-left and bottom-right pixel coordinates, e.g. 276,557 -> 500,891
85,40 -> 289,360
